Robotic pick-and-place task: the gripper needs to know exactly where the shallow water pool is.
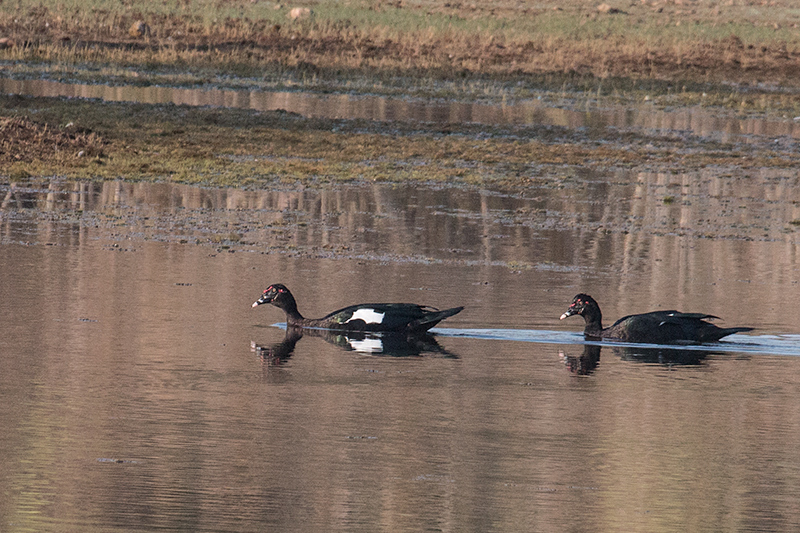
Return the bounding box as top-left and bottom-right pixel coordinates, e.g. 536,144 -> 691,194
1,179 -> 799,531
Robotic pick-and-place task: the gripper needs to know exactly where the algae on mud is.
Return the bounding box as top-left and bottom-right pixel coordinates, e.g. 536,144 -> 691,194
1,93 -> 799,189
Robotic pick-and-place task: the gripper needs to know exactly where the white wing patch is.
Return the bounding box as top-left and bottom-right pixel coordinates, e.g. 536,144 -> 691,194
345,308 -> 385,324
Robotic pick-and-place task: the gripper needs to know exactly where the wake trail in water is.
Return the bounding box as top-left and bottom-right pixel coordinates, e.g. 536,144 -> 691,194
431,328 -> 800,357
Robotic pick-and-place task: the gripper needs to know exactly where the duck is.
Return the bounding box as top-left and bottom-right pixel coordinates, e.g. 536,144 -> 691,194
252,283 -> 464,334
560,293 -> 753,344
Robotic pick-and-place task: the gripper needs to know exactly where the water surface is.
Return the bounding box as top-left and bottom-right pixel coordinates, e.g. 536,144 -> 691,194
2,178 -> 800,531
2,76 -> 800,143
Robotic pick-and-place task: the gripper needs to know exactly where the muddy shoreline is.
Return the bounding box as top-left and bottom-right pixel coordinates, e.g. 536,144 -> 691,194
1,79 -> 799,254
2,0 -> 800,255
1,88 -> 800,188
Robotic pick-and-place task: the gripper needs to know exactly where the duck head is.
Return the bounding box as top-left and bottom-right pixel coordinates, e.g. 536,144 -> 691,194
560,294 -> 599,320
252,283 -> 298,312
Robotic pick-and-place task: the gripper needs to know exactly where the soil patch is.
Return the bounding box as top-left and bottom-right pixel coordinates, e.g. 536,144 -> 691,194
0,115 -> 105,165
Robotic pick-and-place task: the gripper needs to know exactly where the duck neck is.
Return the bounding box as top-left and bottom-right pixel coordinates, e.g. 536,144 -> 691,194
279,298 -> 306,327
582,309 -> 604,338
285,312 -> 305,327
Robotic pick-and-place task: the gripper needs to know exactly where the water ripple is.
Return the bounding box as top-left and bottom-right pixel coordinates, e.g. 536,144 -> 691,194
431,328 -> 800,357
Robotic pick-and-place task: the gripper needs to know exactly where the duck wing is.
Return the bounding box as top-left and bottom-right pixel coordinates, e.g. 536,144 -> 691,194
319,303 -> 439,332
608,310 -> 744,344
659,311 -> 721,323
608,310 -> 680,330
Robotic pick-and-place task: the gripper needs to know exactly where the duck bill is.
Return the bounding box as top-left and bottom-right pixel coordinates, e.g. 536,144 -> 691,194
560,309 -> 576,320
252,294 -> 272,308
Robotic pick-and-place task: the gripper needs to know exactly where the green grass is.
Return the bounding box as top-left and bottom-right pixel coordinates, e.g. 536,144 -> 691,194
1,93 -> 798,188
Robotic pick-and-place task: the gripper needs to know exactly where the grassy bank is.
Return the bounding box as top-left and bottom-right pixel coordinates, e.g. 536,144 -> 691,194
2,2 -> 800,187
1,94 -> 797,189
2,0 -> 800,94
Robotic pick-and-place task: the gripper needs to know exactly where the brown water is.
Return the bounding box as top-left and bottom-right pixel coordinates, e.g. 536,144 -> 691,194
2,178 -> 800,532
2,76 -> 800,143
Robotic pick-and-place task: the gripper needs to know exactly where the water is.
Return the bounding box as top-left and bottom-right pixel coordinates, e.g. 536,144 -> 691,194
1,178 -> 800,532
2,76 -> 800,143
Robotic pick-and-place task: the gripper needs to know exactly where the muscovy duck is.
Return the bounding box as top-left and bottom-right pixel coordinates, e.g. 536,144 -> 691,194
252,283 -> 463,334
560,293 -> 753,344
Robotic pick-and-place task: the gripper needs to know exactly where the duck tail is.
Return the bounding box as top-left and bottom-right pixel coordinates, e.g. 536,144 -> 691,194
715,326 -> 755,341
409,306 -> 464,333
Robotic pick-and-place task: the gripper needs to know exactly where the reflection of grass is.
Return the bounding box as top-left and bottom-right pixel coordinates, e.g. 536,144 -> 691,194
507,261 -> 533,271
2,0 -> 800,99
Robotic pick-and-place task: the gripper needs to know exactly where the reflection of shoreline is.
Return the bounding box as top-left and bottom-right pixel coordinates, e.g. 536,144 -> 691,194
2,77 -> 800,142
3,171 -> 798,250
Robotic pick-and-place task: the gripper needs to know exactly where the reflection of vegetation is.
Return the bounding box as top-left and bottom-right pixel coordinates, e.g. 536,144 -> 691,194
3,166 -> 798,265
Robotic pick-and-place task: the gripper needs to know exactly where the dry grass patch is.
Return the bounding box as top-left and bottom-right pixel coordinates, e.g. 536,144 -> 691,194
2,0 -> 800,90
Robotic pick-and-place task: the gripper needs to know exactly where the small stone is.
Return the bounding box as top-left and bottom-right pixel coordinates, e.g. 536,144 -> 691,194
597,3 -> 622,13
288,7 -> 313,20
129,21 -> 151,39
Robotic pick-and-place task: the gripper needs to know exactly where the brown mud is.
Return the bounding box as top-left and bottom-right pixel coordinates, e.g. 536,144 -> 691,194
0,115 -> 105,164
1,92 -> 799,189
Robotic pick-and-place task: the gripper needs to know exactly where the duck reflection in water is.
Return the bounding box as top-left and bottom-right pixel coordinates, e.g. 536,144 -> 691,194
251,326 -> 305,365
612,346 -> 718,366
252,327 -> 458,365
317,328 -> 458,358
560,344 -> 721,374
559,345 -> 602,375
